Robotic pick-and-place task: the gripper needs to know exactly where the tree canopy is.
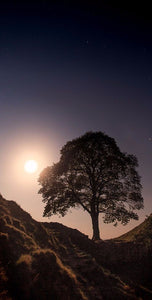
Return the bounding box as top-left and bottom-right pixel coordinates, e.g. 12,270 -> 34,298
38,132 -> 144,240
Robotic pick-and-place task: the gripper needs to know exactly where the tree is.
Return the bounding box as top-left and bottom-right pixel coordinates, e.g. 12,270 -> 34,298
38,132 -> 144,240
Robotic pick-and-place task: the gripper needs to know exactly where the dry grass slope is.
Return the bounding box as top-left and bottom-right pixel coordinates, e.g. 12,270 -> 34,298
0,195 -> 151,299
115,214 -> 152,245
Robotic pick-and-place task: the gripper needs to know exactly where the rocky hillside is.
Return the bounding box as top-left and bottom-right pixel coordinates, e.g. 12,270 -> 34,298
0,195 -> 151,299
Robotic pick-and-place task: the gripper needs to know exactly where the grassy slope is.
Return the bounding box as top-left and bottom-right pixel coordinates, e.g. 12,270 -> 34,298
0,195 -> 151,299
114,214 -> 152,244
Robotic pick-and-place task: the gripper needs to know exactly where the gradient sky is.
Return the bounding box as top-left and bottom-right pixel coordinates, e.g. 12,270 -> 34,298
0,2 -> 152,239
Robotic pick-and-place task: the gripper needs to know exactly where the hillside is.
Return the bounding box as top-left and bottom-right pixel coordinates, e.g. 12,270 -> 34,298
97,218 -> 152,298
114,214 -> 152,244
0,195 -> 151,299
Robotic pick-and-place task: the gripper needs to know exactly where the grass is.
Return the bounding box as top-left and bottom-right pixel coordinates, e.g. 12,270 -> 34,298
1,195 -> 152,299
115,214 -> 152,244
16,254 -> 33,266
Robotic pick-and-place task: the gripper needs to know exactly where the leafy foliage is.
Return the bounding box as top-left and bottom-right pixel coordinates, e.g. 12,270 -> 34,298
38,132 -> 143,239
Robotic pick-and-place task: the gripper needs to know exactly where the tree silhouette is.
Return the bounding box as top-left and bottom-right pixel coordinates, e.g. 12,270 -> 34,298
38,132 -> 143,240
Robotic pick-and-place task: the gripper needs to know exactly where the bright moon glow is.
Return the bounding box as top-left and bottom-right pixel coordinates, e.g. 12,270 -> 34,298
24,160 -> 38,173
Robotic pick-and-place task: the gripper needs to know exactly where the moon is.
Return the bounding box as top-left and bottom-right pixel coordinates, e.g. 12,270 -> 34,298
24,160 -> 38,173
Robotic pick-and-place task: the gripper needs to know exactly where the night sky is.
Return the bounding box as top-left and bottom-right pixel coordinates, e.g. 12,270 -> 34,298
0,1 -> 152,239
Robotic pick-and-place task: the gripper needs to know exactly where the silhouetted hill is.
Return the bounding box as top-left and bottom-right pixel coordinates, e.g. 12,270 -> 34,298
0,195 -> 151,299
95,216 -> 152,299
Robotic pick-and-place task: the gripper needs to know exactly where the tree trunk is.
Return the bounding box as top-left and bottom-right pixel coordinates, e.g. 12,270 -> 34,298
91,213 -> 100,240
